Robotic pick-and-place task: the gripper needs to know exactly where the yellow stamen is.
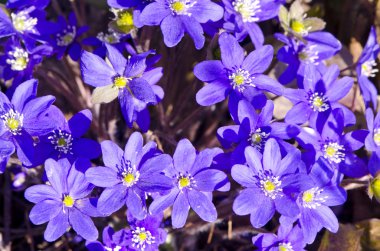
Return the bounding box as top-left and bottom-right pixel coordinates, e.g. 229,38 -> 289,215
63,195 -> 74,207
302,191 -> 313,203
123,173 -> 135,184
6,118 -> 20,131
264,181 -> 275,192
172,2 -> 185,12
233,74 -> 245,85
138,232 -> 147,241
179,177 -> 190,188
113,76 -> 128,88
290,20 -> 305,33
325,146 -> 336,157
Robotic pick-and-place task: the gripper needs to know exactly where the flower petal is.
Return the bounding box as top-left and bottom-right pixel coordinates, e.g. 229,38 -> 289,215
44,211 -> 69,242
242,45 -> 273,74
97,183 -> 128,215
173,139 -> 196,173
80,50 -> 115,87
172,191 -> 190,228
219,32 -> 245,69
160,15 -> 184,48
69,207 -> 98,241
29,200 -> 61,224
187,189 -> 217,222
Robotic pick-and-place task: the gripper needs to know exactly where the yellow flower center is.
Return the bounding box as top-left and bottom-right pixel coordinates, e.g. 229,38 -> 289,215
325,146 -> 336,158
302,191 -> 314,203
63,195 -> 74,207
252,133 -> 262,144
62,34 -> 74,44
15,57 -> 28,69
179,177 -> 190,188
279,246 -> 288,251
374,132 -> 380,145
172,1 -> 185,12
138,232 -> 147,241
116,11 -> 134,33
264,181 -> 276,192
290,20 -> 305,33
6,118 -> 20,131
57,138 -> 67,146
113,76 -> 128,88
123,173 -> 135,184
233,74 -> 245,85
313,96 -> 324,108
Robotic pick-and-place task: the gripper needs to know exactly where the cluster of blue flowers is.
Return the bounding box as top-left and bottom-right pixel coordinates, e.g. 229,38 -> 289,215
0,0 -> 379,250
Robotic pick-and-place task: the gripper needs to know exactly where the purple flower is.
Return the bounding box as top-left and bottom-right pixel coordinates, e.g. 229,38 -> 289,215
194,32 -> 284,108
149,139 -> 229,228
85,132 -> 173,219
0,79 -> 56,166
276,32 -> 341,85
286,158 -> 347,244
86,226 -> 128,251
222,0 -> 284,47
6,0 -> 50,10
296,108 -> 368,177
356,26 -> 380,110
231,139 -> 306,228
139,0 -> 224,49
283,64 -> 354,128
252,224 -> 306,251
52,12 -> 88,61
80,44 -> 163,131
0,6 -> 54,49
25,158 -> 99,242
124,212 -> 167,251
217,99 -> 299,164
0,37 -> 52,85
35,107 -> 101,164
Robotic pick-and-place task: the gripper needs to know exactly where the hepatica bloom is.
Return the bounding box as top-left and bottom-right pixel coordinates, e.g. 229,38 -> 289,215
124,212 -> 167,251
0,138 -> 15,173
278,1 -> 325,38
284,64 -> 353,127
365,108 -> 380,153
194,32 -> 283,107
296,109 -> 368,177
53,12 -> 88,61
149,139 -> 229,228
81,44 -> 163,130
356,26 -> 380,110
0,79 -> 55,166
222,0 -> 284,47
25,159 -> 99,242
232,139 -> 306,228
276,32 -> 341,85
85,132 -> 173,219
86,226 -> 128,251
139,0 -> 224,49
293,158 -> 346,244
252,224 -> 306,251
35,107 -> 101,163
218,99 -> 299,163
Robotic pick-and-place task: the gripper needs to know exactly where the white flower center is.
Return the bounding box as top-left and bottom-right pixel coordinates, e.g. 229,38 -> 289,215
11,11 -> 38,33
362,60 -> 378,78
248,128 -> 270,151
232,0 -> 261,23
1,109 -> 24,135
258,171 -> 283,199
6,47 -> 29,71
279,242 -> 294,251
132,227 -> 155,251
96,29 -> 122,44
48,130 -> 73,155
309,92 -> 329,112
299,45 -> 319,64
301,187 -> 327,209
57,26 -> 76,46
323,142 -> 345,164
169,0 -> 196,16
119,160 -> 140,187
229,68 -> 255,92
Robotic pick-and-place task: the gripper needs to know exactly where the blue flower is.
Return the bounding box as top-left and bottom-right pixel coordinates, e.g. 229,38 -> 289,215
194,32 -> 283,108
139,0 -> 224,49
35,107 -> 101,164
52,12 -> 88,61
356,26 -> 380,110
85,132 -> 174,219
252,224 -> 306,251
86,226 -> 128,251
222,0 -> 284,47
217,99 -> 300,164
284,158 -> 347,244
25,158 -> 100,242
276,32 -> 341,85
296,108 -> 368,177
231,139 -> 306,228
149,139 -> 229,228
80,44 -> 163,131
283,64 -> 354,128
0,79 -> 56,166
